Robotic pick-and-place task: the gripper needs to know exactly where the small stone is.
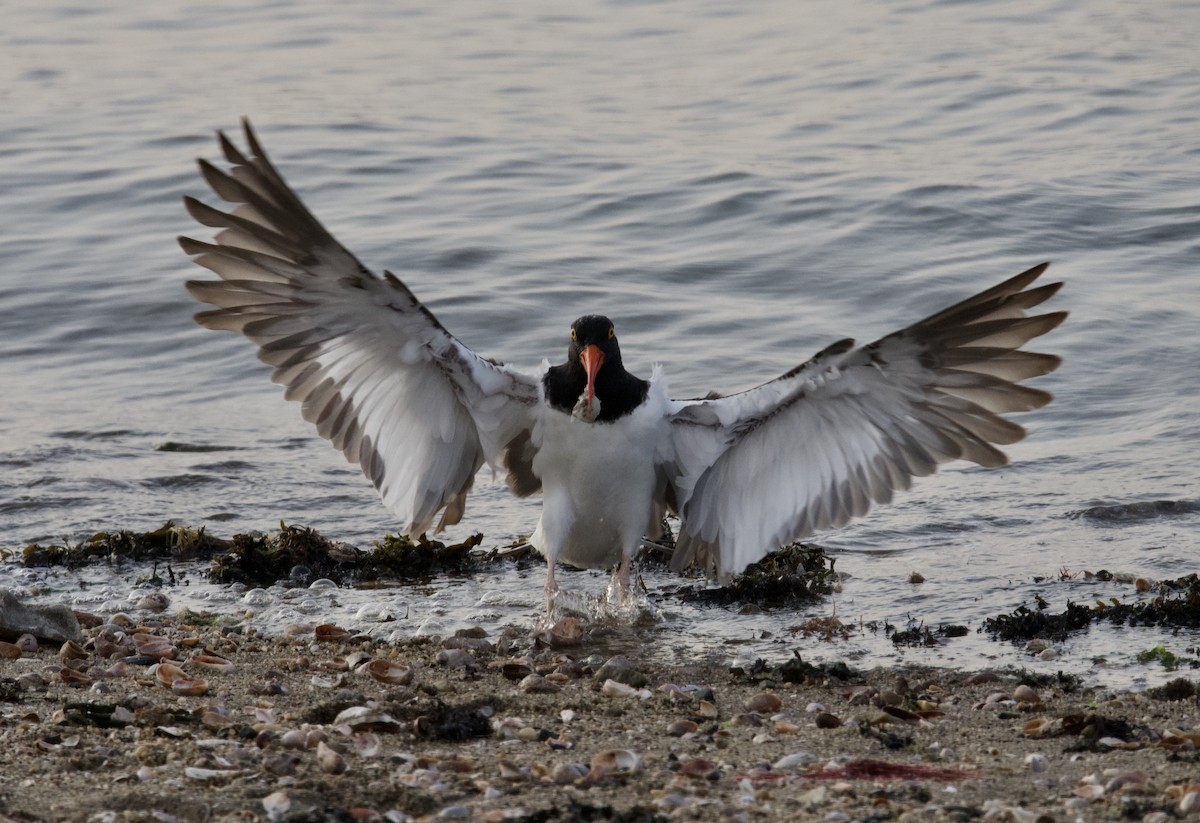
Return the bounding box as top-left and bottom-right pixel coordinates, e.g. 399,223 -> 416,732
772,752 -> 817,770
1025,752 -> 1048,772
814,712 -> 842,729
907,571 -> 925,584
601,679 -> 637,698
436,648 -> 475,668
593,655 -> 647,688
1013,685 -> 1040,704
697,700 -> 718,719
746,692 -> 782,713
316,741 -> 346,774
518,674 -> 560,694
551,762 -> 587,784
679,758 -> 720,780
1180,791 -> 1200,815
965,671 -> 999,685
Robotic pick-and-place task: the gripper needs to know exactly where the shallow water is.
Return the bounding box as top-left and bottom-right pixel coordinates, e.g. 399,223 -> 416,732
2,0 -> 1199,689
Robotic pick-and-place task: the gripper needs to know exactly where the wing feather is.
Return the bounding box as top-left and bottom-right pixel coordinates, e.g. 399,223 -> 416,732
667,262 -> 1065,579
182,120 -> 540,535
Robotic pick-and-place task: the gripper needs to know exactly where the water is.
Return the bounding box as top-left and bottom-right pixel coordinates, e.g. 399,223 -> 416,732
3,0 -> 1199,690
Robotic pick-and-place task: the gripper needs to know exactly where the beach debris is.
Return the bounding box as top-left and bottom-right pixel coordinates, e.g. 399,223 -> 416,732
671,542 -> 837,608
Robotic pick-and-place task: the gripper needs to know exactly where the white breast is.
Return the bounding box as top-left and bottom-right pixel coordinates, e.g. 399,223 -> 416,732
529,373 -> 672,570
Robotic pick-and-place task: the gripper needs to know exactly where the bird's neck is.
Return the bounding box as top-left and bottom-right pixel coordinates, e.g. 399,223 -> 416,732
544,361 -> 649,422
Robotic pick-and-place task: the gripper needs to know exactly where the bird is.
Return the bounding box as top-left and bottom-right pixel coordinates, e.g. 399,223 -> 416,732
181,120 -> 1067,613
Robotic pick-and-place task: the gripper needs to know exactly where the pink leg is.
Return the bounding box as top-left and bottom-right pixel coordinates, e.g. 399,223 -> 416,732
614,553 -> 631,592
544,559 -> 559,613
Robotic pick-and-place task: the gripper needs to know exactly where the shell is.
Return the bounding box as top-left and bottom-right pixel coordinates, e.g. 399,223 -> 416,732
172,677 -> 209,697
519,674 -> 560,694
135,639 -> 177,660
314,624 -> 351,643
0,642 -> 21,660
189,652 -> 235,672
589,749 -> 643,778
667,720 -> 698,737
365,659 -> 413,685
59,668 -> 93,687
154,661 -> 186,687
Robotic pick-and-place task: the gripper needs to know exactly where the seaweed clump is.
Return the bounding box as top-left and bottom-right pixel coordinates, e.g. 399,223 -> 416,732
671,542 -> 837,608
20,521 -> 229,567
984,573 -> 1200,643
207,523 -> 485,587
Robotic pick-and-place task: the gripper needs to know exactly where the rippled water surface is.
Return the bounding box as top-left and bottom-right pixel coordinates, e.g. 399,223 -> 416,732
3,0 -> 1199,689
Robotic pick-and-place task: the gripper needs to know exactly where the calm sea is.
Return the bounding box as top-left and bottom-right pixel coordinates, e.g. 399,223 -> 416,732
2,0 -> 1198,688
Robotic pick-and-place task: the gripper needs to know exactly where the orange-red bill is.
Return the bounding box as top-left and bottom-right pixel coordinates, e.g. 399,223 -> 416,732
580,344 -> 605,411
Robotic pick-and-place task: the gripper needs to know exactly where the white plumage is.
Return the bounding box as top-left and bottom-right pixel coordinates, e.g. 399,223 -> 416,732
182,121 -> 1066,607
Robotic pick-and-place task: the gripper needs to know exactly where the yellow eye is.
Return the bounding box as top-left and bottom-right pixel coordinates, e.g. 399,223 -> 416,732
607,326 -> 615,340
570,327 -> 577,341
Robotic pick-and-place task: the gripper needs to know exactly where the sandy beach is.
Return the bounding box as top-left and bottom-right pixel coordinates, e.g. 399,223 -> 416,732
1,605 -> 1198,823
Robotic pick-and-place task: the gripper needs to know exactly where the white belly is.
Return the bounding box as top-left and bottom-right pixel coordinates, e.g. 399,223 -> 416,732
529,377 -> 670,570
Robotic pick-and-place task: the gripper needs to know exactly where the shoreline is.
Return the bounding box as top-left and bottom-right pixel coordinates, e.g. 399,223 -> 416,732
1,608 -> 1198,822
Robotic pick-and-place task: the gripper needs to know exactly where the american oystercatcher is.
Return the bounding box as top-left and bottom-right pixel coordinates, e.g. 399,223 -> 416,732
182,121 -> 1066,611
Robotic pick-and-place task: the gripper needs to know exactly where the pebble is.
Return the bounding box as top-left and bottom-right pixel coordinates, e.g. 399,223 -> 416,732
1013,685 -> 1041,704
550,762 -> 588,784
965,671 -> 999,685
773,752 -> 817,770
435,649 -> 475,668
814,712 -> 842,729
317,741 -> 346,774
1024,752 -> 1049,773
518,674 -> 560,694
1181,791 -> 1200,814
746,692 -> 782,713
594,655 -> 647,687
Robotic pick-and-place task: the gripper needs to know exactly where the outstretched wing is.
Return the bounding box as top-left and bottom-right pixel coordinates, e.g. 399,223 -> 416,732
666,263 -> 1066,579
181,120 -> 540,534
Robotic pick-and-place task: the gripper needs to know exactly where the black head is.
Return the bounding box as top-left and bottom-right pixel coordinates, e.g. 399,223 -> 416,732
543,314 -> 648,422
567,314 -> 624,366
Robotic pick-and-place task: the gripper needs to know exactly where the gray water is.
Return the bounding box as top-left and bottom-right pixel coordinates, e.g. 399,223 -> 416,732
2,0 -> 1199,689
